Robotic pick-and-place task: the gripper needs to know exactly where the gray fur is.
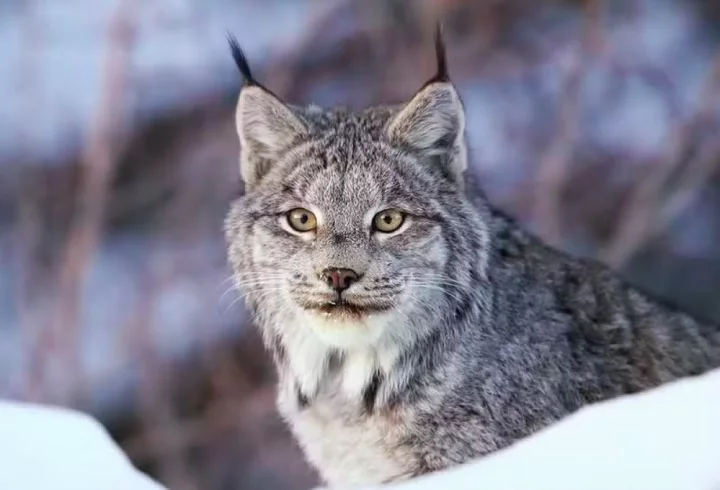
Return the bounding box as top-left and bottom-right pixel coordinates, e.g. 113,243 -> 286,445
224,52 -> 720,487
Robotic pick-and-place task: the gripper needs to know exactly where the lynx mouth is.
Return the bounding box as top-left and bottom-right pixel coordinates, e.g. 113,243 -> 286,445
303,300 -> 392,320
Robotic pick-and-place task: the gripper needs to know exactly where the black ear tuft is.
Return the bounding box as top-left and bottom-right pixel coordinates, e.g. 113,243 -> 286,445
426,22 -> 449,85
227,33 -> 256,86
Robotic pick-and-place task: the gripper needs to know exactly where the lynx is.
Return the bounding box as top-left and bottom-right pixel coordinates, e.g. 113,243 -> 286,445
224,28 -> 720,487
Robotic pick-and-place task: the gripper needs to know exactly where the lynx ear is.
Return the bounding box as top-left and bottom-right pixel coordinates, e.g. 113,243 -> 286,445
385,25 -> 467,180
236,87 -> 307,186
228,35 -> 307,187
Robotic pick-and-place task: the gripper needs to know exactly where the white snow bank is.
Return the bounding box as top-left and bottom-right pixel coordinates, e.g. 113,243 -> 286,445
0,401 -> 167,490
2,368 -> 718,490
322,367 -> 720,490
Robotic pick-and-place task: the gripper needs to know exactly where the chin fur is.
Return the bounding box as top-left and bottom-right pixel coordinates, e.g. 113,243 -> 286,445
296,306 -> 395,349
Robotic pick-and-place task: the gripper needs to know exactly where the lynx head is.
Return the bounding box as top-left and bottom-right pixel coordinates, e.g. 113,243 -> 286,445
225,27 -> 489,353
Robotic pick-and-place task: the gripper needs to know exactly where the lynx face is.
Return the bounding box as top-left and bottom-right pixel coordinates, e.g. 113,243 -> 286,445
228,121 -> 454,347
225,36 -> 488,351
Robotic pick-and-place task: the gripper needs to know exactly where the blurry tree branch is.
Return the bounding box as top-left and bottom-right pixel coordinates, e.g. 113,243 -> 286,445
125,262 -> 201,490
600,52 -> 720,267
15,0 -> 46,403
263,0 -> 355,99
39,0 -> 138,402
533,0 -> 603,246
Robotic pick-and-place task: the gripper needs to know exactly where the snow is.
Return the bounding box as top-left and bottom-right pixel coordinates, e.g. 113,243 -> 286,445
0,401 -> 167,490
1,368 -> 718,490
320,367 -> 720,490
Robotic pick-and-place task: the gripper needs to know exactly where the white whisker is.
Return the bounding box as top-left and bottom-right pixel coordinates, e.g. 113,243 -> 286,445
223,286 -> 287,314
405,281 -> 465,304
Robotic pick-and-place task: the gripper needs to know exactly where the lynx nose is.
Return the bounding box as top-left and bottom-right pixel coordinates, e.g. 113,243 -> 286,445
321,268 -> 359,292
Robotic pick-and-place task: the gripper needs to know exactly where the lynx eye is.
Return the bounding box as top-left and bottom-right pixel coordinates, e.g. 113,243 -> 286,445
287,208 -> 317,232
373,209 -> 405,233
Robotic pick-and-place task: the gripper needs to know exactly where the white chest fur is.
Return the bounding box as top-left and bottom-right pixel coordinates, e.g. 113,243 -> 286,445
270,311 -> 419,485
277,375 -> 416,486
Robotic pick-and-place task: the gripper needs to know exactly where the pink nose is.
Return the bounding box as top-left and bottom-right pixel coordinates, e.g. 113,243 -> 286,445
321,268 -> 359,292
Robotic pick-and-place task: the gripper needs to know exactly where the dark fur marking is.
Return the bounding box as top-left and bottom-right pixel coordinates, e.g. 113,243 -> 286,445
227,33 -> 282,98
362,371 -> 383,414
423,23 -> 450,86
296,385 -> 310,409
227,33 -> 256,85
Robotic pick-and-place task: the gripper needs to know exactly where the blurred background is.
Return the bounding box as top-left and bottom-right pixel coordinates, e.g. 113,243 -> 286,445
1,0 -> 719,488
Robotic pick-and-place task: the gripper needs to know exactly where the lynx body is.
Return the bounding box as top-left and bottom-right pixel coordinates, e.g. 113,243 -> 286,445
224,31 -> 720,487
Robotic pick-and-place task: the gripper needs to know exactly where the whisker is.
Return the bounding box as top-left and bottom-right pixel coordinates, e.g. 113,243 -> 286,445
412,274 -> 468,287
405,269 -> 469,284
405,281 -> 465,304
220,278 -> 286,306
235,275 -> 289,282
223,295 -> 246,314
219,275 -> 236,287
219,284 -> 240,303
223,286 -> 287,314
233,285 -> 282,298
402,292 -> 443,317
233,277 -> 286,288
234,279 -> 285,288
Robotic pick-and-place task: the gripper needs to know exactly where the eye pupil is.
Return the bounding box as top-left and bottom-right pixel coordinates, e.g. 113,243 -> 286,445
287,208 -> 317,232
373,209 -> 405,233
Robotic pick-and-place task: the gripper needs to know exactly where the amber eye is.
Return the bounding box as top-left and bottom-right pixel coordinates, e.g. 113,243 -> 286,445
373,209 -> 405,233
287,208 -> 317,232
